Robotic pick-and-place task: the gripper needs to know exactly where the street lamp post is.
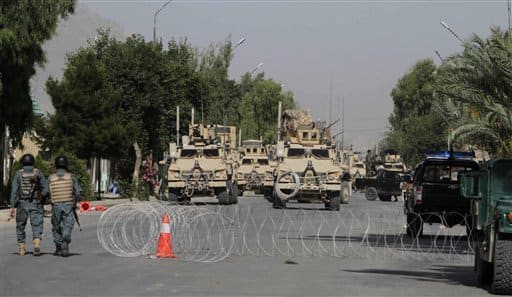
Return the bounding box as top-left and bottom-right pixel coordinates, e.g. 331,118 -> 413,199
250,62 -> 264,75
440,20 -> 464,43
153,0 -> 172,42
233,37 -> 246,50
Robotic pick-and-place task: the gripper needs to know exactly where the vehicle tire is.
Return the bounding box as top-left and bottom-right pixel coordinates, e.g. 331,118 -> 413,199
327,193 -> 341,211
341,183 -> 350,204
272,193 -> 286,209
491,235 -> 512,294
378,195 -> 392,202
365,187 -> 378,201
168,189 -> 180,203
475,243 -> 493,285
406,213 -> 423,237
218,189 -> 230,205
229,181 -> 239,204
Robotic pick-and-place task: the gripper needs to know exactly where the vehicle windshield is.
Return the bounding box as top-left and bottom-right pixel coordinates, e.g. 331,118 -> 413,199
242,159 -> 253,165
422,163 -> 475,183
257,159 -> 269,165
492,161 -> 512,194
204,149 -> 220,158
356,164 -> 365,169
287,148 -> 305,158
312,149 -> 330,159
180,149 -> 197,158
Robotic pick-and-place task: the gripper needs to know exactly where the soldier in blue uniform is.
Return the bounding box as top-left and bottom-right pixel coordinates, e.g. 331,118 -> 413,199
47,156 -> 81,257
10,154 -> 48,256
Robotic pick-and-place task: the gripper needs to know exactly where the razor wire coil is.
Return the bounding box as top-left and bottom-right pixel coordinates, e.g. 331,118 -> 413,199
97,202 -> 474,263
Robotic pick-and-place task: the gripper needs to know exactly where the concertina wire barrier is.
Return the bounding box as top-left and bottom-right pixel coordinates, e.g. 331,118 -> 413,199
97,202 -> 474,263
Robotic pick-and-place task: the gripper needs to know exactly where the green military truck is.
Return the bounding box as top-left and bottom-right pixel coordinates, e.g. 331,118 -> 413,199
461,159 -> 512,294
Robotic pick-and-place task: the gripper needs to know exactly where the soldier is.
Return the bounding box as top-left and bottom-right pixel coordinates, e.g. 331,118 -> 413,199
47,156 -> 81,257
9,154 -> 48,256
365,149 -> 376,176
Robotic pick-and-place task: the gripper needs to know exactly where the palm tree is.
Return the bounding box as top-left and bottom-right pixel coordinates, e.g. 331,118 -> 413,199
436,28 -> 512,157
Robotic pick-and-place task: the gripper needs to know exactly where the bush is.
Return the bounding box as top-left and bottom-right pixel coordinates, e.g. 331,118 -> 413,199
118,178 -> 134,199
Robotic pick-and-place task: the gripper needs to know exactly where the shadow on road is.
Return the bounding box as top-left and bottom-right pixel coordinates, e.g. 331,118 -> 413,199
299,233 -> 472,255
344,265 -> 478,288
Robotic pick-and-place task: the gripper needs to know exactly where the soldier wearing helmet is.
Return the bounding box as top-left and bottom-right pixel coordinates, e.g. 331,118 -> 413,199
10,154 -> 48,256
47,156 -> 81,257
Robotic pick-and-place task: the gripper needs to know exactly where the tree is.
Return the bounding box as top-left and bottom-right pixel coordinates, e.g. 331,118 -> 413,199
239,73 -> 295,144
383,59 -> 447,166
436,28 -> 512,157
43,47 -> 132,160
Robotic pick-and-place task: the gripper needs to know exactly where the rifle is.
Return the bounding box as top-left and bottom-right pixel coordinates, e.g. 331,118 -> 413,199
72,204 -> 82,231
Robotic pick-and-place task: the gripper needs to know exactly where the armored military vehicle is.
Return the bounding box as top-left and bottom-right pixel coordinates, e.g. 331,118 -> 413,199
461,158 -> 512,294
272,109 -> 351,210
166,123 -> 239,205
377,149 -> 406,173
235,139 -> 275,198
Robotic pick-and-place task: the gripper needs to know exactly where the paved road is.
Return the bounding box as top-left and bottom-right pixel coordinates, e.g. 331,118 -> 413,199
0,192 -> 493,296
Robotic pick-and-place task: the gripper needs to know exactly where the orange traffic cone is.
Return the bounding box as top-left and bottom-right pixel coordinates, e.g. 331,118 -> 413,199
80,201 -> 91,212
154,213 -> 177,259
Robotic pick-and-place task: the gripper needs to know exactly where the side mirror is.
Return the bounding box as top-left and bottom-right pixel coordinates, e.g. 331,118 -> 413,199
276,141 -> 285,158
461,174 -> 482,199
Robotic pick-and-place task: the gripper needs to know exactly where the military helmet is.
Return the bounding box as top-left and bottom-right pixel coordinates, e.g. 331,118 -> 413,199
55,156 -> 69,170
21,154 -> 35,166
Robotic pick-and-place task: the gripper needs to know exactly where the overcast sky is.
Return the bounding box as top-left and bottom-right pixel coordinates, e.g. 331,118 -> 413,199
80,0 -> 510,150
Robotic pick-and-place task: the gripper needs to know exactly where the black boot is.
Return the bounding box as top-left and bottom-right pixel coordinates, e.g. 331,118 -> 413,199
61,242 -> 69,257
54,244 -> 62,256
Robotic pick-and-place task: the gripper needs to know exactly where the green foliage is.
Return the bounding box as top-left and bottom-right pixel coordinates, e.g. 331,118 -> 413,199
436,28 -> 512,157
42,46 -> 132,160
384,59 -> 447,167
117,178 -> 134,199
239,73 -> 296,144
52,150 -> 93,201
0,0 -> 75,145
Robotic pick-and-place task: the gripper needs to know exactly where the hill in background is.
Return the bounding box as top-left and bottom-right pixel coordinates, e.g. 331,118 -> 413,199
31,4 -> 125,114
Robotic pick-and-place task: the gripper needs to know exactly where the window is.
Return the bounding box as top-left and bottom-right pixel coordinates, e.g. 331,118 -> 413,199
253,148 -> 258,153
257,159 -> 269,165
302,132 -> 309,139
242,159 -> 252,165
312,149 -> 329,159
203,149 -> 219,157
287,148 -> 305,157
180,149 -> 197,158
492,161 -> 512,194
422,163 -> 474,183
311,132 -> 318,139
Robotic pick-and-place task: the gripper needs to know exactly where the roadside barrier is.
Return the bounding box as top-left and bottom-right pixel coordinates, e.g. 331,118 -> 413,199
97,202 -> 474,263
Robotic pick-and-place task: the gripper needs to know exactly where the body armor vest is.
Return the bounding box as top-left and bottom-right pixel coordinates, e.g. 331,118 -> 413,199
20,169 -> 39,199
49,173 -> 74,203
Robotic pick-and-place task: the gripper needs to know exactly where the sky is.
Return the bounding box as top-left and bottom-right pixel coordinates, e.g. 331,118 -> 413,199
77,0 -> 510,150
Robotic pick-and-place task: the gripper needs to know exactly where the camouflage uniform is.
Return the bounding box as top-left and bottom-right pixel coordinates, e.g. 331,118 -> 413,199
48,167 -> 81,257
10,165 -> 48,255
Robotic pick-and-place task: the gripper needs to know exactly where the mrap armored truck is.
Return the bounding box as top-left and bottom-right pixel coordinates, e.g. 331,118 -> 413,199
272,109 -> 351,210
235,139 -> 275,197
165,123 -> 239,204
